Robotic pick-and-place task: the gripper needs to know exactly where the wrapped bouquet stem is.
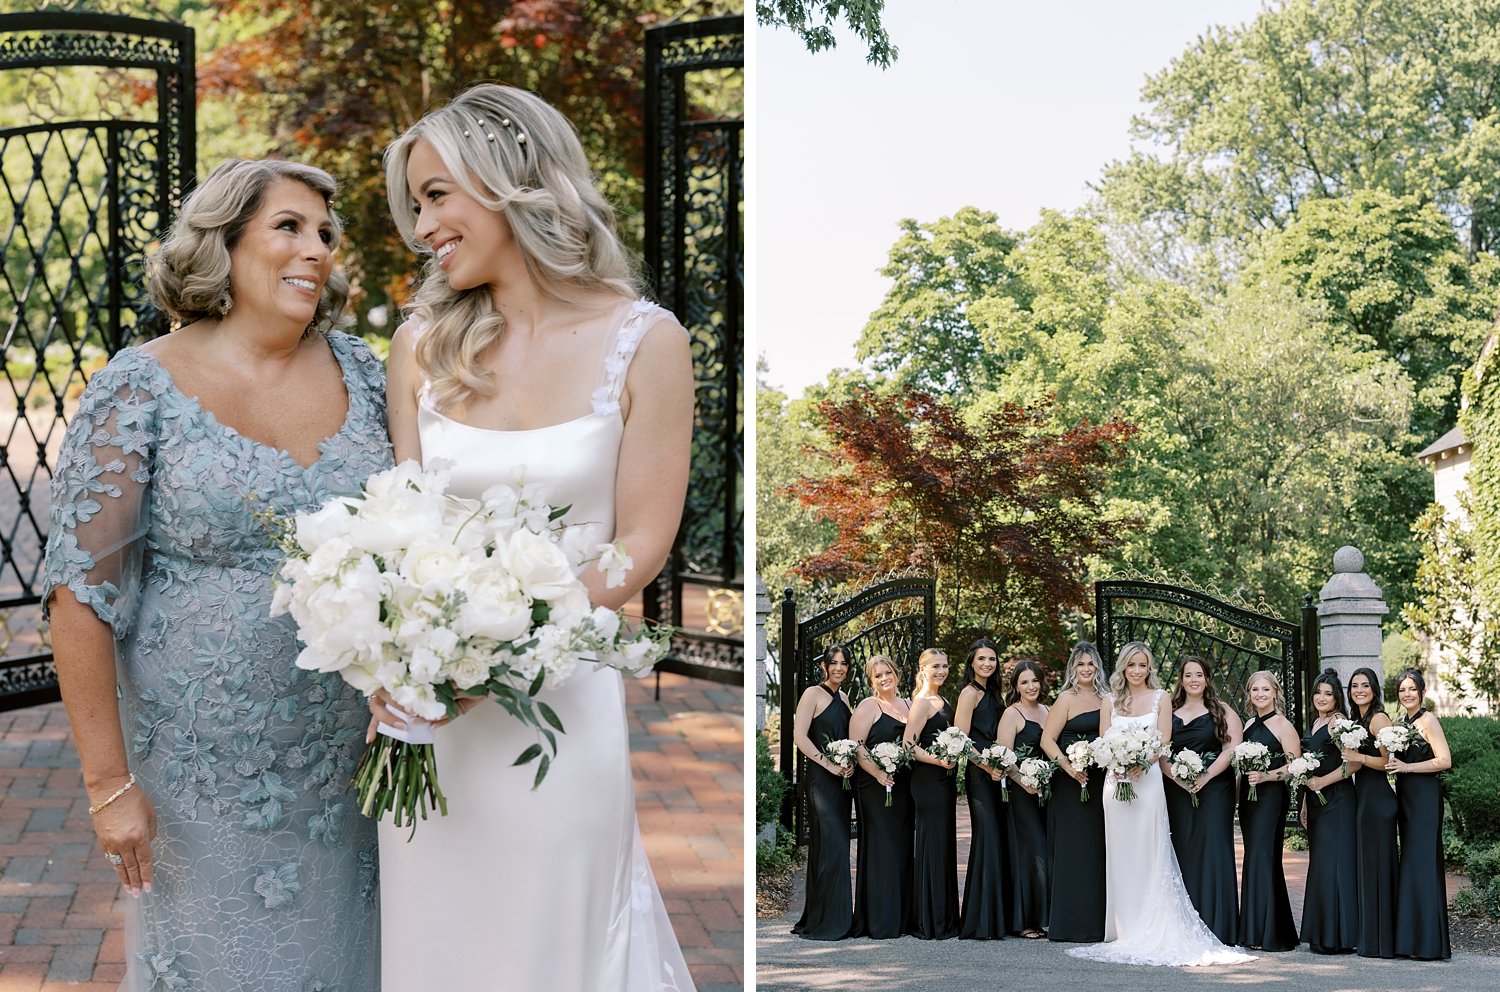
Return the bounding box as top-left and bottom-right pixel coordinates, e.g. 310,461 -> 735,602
269,461 -> 669,835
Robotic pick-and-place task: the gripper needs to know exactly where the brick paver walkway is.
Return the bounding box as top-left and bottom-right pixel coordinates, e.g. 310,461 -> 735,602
0,673 -> 743,991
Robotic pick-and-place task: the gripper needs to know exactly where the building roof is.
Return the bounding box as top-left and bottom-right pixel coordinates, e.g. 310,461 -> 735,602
1418,424 -> 1467,461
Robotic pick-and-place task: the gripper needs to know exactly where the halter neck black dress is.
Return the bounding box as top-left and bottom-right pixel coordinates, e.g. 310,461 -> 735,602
958,683 -> 1010,940
792,684 -> 853,940
1393,711 -> 1451,960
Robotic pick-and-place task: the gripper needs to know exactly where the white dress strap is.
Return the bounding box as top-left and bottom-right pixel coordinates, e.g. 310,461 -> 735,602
591,300 -> 669,416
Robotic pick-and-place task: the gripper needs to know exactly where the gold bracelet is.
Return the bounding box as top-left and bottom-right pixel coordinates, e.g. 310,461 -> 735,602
88,773 -> 137,816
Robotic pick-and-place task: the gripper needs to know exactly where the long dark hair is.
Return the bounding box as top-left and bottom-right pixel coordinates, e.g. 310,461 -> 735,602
1395,667 -> 1427,715
964,637 -> 1001,697
1170,655 -> 1230,746
1006,660 -> 1047,707
1347,666 -> 1383,727
1311,668 -> 1348,721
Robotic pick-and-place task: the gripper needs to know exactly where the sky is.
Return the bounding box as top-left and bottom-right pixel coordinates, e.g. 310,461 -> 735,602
754,0 -> 1267,398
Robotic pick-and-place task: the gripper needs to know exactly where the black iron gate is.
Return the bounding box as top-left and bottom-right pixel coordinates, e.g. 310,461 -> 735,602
777,577 -> 937,841
0,11 -> 194,709
1095,578 -> 1318,745
642,14 -> 743,686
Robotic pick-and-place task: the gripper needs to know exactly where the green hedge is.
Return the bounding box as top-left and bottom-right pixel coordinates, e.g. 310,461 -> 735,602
1439,716 -> 1500,846
1455,842 -> 1500,920
756,731 -> 787,832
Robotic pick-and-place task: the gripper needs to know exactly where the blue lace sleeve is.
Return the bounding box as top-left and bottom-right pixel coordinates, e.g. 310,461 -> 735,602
41,354 -> 158,639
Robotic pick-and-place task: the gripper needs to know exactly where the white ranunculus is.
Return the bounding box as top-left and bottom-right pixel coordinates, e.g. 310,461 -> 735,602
446,650 -> 492,690
501,528 -> 581,602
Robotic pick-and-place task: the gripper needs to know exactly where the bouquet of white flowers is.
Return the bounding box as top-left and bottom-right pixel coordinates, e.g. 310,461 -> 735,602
868,741 -> 915,806
1284,750 -> 1323,804
1014,756 -> 1055,805
1169,748 -> 1216,808
928,726 -> 973,765
269,461 -> 668,831
1329,717 -> 1368,776
1065,740 -> 1095,802
1091,723 -> 1169,803
974,744 -> 1017,801
821,738 -> 861,790
1377,723 -> 1418,755
1231,741 -> 1272,801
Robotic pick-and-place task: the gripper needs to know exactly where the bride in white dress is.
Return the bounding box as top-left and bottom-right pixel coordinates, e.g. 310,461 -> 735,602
371,84 -> 697,991
1067,642 -> 1254,968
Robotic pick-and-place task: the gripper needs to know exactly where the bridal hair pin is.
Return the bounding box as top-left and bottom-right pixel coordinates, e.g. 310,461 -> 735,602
462,114 -> 528,148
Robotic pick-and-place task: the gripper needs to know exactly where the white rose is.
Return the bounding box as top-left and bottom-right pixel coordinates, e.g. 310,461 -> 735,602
399,539 -> 473,590
445,651 -> 493,690
501,529 -> 581,602
455,566 -> 533,643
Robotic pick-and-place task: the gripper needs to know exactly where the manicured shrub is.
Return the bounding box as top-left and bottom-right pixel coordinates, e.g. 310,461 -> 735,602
1454,842 -> 1500,920
1446,746 -> 1500,845
756,731 -> 787,832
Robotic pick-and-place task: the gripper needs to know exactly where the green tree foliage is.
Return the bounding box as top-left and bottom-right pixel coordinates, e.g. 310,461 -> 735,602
1101,0 -> 1500,266
1462,331 -> 1500,628
755,364 -> 836,597
756,0 -> 896,67
1402,494 -> 1500,711
785,387 -> 1137,657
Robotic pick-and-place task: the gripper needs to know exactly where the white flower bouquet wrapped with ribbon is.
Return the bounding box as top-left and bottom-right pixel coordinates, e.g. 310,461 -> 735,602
1169,748 -> 1216,807
269,461 -> 668,831
1065,740 -> 1095,802
1231,740 -> 1272,800
975,743 -> 1017,801
1329,717 -> 1368,776
1092,723 -> 1169,803
868,741 -> 914,806
928,726 -> 973,765
821,738 -> 861,790
1284,750 -> 1323,804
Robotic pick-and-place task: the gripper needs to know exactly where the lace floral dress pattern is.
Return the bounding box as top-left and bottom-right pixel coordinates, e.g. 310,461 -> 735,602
42,334 -> 392,991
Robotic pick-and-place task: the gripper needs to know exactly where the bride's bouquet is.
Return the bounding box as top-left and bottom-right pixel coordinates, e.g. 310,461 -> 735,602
1169,748 -> 1216,807
1284,750 -> 1323,804
1065,740 -> 1095,802
1329,717 -> 1368,776
1014,755 -> 1055,805
1231,740 -> 1273,801
1377,723 -> 1418,755
928,727 -> 973,766
973,743 -> 1017,801
820,738 -> 861,790
269,461 -> 669,831
868,741 -> 915,806
1091,724 -> 1169,803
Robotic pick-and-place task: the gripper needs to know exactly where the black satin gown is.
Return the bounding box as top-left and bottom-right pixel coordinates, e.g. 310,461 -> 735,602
851,710 -> 913,939
1300,722 -> 1358,954
1237,715 -> 1298,951
1163,711 -> 1237,946
1352,718 -> 1398,958
1047,707 -> 1106,942
959,684 -> 1010,939
792,685 -> 853,940
1394,712 -> 1451,960
909,699 -> 959,939
1007,712 -> 1049,935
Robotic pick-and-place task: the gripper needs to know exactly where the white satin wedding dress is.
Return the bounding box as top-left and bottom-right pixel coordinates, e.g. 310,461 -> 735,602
379,300 -> 696,991
1067,691 -> 1254,967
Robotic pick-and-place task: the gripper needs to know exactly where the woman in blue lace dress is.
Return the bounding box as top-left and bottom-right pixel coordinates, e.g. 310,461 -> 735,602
43,159 -> 390,991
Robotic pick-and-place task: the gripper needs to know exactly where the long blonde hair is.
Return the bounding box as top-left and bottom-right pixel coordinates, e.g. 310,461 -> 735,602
1245,669 -> 1287,718
384,84 -> 639,410
914,648 -> 948,697
1058,641 -> 1106,699
1109,640 -> 1162,712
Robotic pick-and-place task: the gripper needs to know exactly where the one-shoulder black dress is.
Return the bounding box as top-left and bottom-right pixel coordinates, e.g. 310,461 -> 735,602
909,699 -> 959,939
959,684 -> 1010,939
1393,712 -> 1451,960
1352,715 -> 1397,958
1164,710 -> 1237,945
1047,707 -> 1106,942
792,685 -> 854,940
1237,715 -> 1298,951
850,710 -> 912,939
1299,722 -> 1358,954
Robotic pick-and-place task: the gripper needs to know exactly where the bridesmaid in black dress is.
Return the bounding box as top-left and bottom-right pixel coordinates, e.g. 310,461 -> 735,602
791,644 -> 855,939
1343,666 -> 1397,958
1040,642 -> 1108,943
849,654 -> 913,939
954,638 -> 1010,940
1237,669 -> 1301,951
998,660 -> 1050,938
1298,669 -> 1358,954
1163,655 -> 1243,946
1389,668 -> 1452,961
904,648 -> 960,940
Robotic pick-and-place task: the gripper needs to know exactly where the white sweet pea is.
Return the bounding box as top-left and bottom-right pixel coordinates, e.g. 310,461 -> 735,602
597,542 -> 633,589
589,606 -> 621,643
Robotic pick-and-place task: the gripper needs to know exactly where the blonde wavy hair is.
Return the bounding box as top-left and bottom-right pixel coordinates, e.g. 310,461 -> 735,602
384,84 -> 640,410
1245,669 -> 1288,718
914,648 -> 948,697
146,159 -> 348,336
1109,640 -> 1163,713
1058,641 -> 1106,699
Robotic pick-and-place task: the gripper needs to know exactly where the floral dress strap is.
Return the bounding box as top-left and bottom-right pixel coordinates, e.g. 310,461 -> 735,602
590,299 -> 672,416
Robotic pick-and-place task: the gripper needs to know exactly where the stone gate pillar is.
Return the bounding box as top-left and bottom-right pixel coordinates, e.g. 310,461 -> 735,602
1316,546 -> 1389,692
